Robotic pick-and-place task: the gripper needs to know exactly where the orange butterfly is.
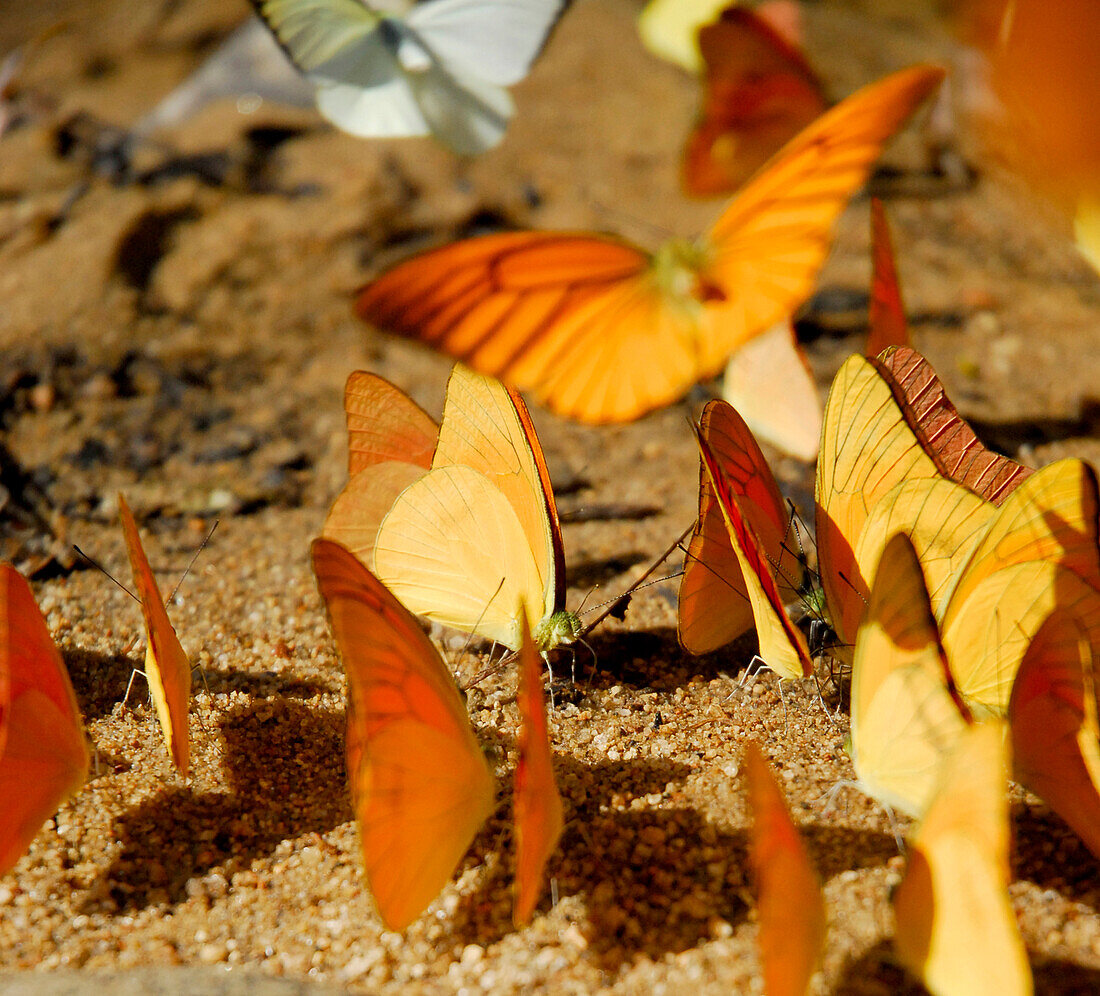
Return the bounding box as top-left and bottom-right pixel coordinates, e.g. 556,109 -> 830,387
693,421 -> 813,679
678,399 -> 808,658
0,564 -> 89,876
311,539 -> 562,930
683,4 -> 827,197
356,65 -> 945,424
119,494 -> 192,775
324,365 -> 577,654
744,741 -> 826,996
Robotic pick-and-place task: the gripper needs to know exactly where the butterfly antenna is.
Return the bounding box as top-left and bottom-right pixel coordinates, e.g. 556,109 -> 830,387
580,522 -> 694,635
168,519 -> 218,603
73,545 -> 138,601
454,577 -> 508,676
590,199 -> 675,244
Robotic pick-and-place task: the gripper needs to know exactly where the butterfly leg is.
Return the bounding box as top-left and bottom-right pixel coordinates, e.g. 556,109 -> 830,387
540,650 -> 556,710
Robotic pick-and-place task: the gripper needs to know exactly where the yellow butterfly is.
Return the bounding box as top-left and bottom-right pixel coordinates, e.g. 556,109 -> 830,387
324,364 -> 578,654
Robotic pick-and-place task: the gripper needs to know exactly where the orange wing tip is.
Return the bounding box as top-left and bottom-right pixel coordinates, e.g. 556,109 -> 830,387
0,564 -> 90,877
744,742 -> 826,996
513,612 -> 564,926
866,198 -> 909,356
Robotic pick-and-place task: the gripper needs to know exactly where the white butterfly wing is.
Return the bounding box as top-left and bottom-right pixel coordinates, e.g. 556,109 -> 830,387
407,0 -> 565,85
255,0 -> 382,71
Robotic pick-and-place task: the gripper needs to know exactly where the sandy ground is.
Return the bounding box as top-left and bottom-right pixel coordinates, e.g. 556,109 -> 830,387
2,0 -> 1100,992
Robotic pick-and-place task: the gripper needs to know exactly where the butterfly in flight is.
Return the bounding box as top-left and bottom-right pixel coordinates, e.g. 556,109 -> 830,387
251,0 -> 568,154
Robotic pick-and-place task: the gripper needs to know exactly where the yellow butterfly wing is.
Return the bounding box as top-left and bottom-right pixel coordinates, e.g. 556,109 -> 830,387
744,741 -> 826,996
119,493 -> 191,775
432,365 -> 564,621
323,461 -> 430,569
679,400 -> 796,654
938,460 -> 1100,715
850,533 -> 971,818
1009,609 -> 1100,859
512,612 -> 563,926
0,565 -> 89,876
637,0 -> 728,72
311,539 -> 495,932
697,429 -> 812,678
374,464 -> 545,652
720,321 -> 822,461
852,477 -> 995,619
893,721 -> 1032,996
816,353 -> 950,646
697,65 -> 945,372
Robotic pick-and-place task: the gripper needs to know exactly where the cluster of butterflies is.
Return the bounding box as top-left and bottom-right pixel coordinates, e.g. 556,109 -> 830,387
4,1 -> 1100,993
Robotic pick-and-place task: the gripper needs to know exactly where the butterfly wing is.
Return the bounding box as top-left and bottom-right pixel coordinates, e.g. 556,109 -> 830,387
892,722 -> 1032,996
637,0 -> 728,72
323,461 -> 430,568
119,494 -> 191,775
877,347 -> 1031,504
374,464 -> 546,651
679,400 -> 795,654
433,365 -> 563,619
358,231 -> 717,423
406,0 -> 566,88
343,371 -> 438,476
744,741 -> 826,996
937,459 -> 1100,714
1009,609 -> 1100,859
720,320 -> 821,460
697,429 -> 812,678
323,372 -> 439,567
512,612 -> 563,925
866,198 -> 909,356
696,65 -> 944,373
853,476 -> 994,618
683,5 -> 826,197
850,533 -> 971,818
312,539 -> 495,931
0,565 -> 89,876
815,353 -> 950,646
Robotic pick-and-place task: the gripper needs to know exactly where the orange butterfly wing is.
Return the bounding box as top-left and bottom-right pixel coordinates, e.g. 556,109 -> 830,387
683,5 -> 827,197
1009,609 -> 1100,859
744,741 -> 826,996
512,613 -> 563,925
311,539 -> 495,931
323,372 -> 439,567
679,400 -> 798,654
697,429 -> 812,678
866,198 -> 909,356
119,494 -> 191,775
356,67 -> 943,424
0,564 -> 89,876
343,371 -> 438,476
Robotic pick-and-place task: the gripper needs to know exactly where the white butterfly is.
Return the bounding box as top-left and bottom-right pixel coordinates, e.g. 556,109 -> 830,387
253,0 -> 567,154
